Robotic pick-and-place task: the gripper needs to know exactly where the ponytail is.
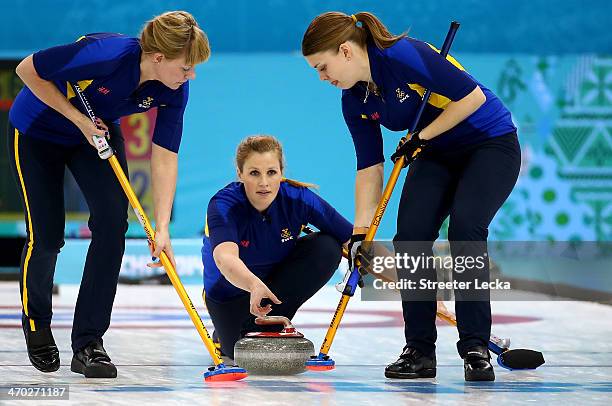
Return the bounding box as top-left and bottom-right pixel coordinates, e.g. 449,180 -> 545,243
353,12 -> 407,50
302,11 -> 406,56
282,178 -> 318,189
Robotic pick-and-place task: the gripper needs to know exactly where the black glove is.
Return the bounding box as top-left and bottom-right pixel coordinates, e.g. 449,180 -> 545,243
348,233 -> 366,272
390,130 -> 428,167
355,242 -> 375,276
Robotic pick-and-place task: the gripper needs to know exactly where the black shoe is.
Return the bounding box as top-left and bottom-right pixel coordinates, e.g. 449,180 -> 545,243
70,340 -> 117,378
463,345 -> 495,381
22,321 -> 60,373
385,347 -> 436,379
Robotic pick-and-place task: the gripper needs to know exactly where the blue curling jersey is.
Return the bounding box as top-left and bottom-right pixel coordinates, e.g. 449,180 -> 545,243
343,38 -> 516,170
202,181 -> 353,301
9,33 -> 188,152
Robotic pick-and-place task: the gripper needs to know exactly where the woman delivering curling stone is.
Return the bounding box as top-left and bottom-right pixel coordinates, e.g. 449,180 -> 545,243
302,12 -> 520,381
202,135 -> 352,361
8,11 -> 210,377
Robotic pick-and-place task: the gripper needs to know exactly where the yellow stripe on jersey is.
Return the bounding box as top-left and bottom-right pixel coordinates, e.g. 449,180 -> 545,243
66,79 -> 94,100
425,42 -> 467,71
65,35 -> 95,100
361,114 -> 368,119
407,83 -> 452,109
407,43 -> 468,110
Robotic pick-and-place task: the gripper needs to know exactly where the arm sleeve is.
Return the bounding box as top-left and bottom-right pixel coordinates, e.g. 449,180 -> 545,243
152,82 -> 189,153
302,188 -> 353,243
388,39 -> 478,101
206,196 -> 240,250
342,93 -> 384,170
32,36 -> 126,82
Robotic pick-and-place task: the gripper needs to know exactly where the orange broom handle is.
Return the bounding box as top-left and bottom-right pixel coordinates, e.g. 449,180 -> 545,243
106,155 -> 223,365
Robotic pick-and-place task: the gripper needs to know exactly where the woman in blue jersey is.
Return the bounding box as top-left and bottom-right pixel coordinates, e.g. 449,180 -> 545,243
202,135 -> 352,360
7,11 -> 210,378
302,12 -> 521,381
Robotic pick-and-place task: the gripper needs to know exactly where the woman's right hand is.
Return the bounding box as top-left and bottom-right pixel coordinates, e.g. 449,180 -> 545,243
75,114 -> 109,148
348,232 -> 367,271
249,281 -> 282,317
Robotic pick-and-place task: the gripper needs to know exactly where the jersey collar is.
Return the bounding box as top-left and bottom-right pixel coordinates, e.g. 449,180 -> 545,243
240,182 -> 279,222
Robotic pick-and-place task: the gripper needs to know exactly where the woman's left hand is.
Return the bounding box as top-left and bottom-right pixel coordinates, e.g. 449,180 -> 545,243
147,226 -> 177,269
390,130 -> 428,167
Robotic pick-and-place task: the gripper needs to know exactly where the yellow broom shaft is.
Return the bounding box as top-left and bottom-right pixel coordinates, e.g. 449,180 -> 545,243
436,311 -> 457,326
107,156 -> 223,365
365,157 -> 406,242
318,157 -> 406,355
319,295 -> 350,354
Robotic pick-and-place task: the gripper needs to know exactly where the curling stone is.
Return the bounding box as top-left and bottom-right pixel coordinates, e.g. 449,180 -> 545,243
234,316 -> 314,375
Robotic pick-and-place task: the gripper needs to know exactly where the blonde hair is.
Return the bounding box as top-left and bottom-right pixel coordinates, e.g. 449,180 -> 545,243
140,11 -> 210,65
236,135 -> 317,189
302,11 -> 406,56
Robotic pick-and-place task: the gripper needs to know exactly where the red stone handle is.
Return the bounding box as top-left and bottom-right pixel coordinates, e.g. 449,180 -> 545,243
254,316 -> 296,333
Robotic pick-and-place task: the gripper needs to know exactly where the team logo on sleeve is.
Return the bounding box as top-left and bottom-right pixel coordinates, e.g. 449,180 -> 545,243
138,96 -> 154,109
396,88 -> 409,103
280,228 -> 294,243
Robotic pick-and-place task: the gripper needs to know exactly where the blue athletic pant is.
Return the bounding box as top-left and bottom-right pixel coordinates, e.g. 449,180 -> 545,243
7,123 -> 128,352
393,132 -> 521,357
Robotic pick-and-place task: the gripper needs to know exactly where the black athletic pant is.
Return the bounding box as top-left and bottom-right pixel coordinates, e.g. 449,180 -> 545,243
205,232 -> 342,359
7,123 -> 128,352
393,133 -> 520,357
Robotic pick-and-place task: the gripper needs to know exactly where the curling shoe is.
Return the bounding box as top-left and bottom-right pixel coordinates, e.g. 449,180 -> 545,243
71,340 -> 117,378
463,345 -> 495,381
22,318 -> 60,373
385,346 -> 436,379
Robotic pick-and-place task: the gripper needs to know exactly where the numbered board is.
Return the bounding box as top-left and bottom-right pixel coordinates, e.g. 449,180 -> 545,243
121,109 -> 157,225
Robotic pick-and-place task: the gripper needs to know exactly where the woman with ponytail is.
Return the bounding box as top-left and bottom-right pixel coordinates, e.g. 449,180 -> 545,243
302,12 -> 520,382
9,11 -> 210,378
201,135 -> 352,361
